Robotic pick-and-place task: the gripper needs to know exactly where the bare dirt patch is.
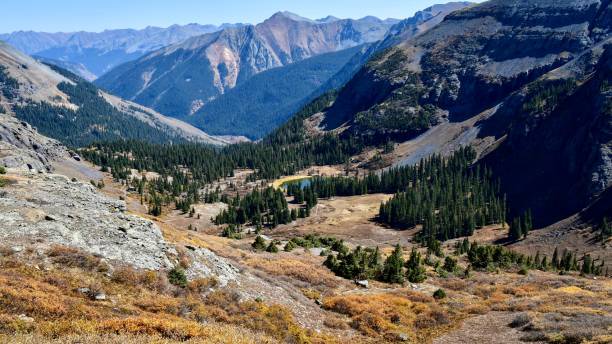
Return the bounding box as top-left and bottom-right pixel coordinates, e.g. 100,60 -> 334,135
274,193 -> 417,247
433,312 -> 528,344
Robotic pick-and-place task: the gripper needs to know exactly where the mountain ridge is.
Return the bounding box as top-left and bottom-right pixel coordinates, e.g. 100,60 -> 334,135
94,12 -> 402,120
0,23 -> 244,79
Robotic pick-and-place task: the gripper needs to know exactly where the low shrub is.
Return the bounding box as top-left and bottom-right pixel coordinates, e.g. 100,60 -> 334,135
167,268 -> 187,288
433,289 -> 446,300
47,246 -> 108,272
509,312 -> 531,328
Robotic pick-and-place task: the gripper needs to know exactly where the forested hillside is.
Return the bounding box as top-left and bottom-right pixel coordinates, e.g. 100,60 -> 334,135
188,46 -> 363,139
0,42 -> 231,146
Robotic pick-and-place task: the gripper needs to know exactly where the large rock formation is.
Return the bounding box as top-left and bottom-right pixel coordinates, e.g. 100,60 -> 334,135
0,113 -> 68,172
0,111 -> 243,281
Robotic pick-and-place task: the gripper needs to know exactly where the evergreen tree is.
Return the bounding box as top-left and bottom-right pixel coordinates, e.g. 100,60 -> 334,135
381,244 -> 405,284
552,247 -> 560,270
284,240 -> 297,252
581,254 -> 592,275
406,248 -> 427,283
252,236 -> 267,251
266,241 -> 279,253
443,256 -> 457,272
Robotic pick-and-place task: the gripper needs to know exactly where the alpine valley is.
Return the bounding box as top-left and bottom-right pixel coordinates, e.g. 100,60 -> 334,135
0,1 -> 610,344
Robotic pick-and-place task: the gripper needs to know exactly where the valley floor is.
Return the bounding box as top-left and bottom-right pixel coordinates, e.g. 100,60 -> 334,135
0,159 -> 610,344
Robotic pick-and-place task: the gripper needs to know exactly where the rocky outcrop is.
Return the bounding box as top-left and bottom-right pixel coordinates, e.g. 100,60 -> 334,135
0,113 -> 69,172
0,172 -> 172,270
185,247 -> 240,287
0,110 -> 241,274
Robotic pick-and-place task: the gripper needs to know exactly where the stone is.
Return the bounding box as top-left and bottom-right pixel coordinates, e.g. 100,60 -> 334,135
93,292 -> 107,301
17,314 -> 34,323
397,332 -> 410,341
356,280 -> 369,288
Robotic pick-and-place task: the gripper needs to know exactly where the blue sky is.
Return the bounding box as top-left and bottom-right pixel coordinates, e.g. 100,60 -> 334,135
1,0 -> 480,33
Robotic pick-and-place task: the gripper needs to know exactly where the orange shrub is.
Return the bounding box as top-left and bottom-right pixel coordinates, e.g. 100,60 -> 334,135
323,315 -> 349,330
187,277 -> 218,293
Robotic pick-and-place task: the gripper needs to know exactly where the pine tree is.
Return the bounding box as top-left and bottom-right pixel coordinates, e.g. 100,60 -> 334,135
252,236 -> 267,251
284,240 -> 297,252
509,217 -> 522,241
381,244 -> 405,283
552,247 -> 559,270
443,256 -> 457,272
266,241 -> 279,253
406,248 -> 427,283
581,254 -> 592,275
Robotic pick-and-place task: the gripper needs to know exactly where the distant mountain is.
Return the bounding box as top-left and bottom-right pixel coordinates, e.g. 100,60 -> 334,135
34,56 -> 97,81
0,41 -> 237,146
190,45 -> 365,139
95,12 -> 401,121
0,24 -> 243,79
311,0 -> 611,227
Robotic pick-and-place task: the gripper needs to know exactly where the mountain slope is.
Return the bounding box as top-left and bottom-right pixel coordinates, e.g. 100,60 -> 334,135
0,24 -> 236,79
191,3 -> 473,140
189,45 -> 364,139
310,0 -> 611,227
95,12 -> 400,119
310,2 -> 474,108
0,41 -> 234,146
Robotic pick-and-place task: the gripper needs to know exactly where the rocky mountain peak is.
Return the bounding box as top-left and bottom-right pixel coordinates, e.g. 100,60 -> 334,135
267,11 -> 317,23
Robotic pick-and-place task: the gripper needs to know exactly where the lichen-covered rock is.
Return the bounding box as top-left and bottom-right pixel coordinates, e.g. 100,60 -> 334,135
0,113 -> 69,172
184,246 -> 240,287
0,172 -> 172,270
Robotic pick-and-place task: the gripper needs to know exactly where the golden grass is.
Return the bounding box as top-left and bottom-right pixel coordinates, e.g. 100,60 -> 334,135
0,250 -> 330,344
554,286 -> 596,296
322,292 -> 453,340
245,256 -> 339,287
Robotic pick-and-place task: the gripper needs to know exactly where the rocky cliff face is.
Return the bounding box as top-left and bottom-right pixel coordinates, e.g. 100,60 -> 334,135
0,24 -> 236,79
320,0 -> 611,226
311,2 -> 474,105
95,12 -> 400,119
480,42 -> 612,226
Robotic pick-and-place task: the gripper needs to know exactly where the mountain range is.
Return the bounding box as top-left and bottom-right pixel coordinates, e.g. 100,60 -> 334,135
94,12 -> 401,121
0,23 -> 244,79
95,6 -> 471,138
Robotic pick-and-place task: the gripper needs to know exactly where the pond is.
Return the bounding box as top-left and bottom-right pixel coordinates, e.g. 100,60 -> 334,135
281,177 -> 312,190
